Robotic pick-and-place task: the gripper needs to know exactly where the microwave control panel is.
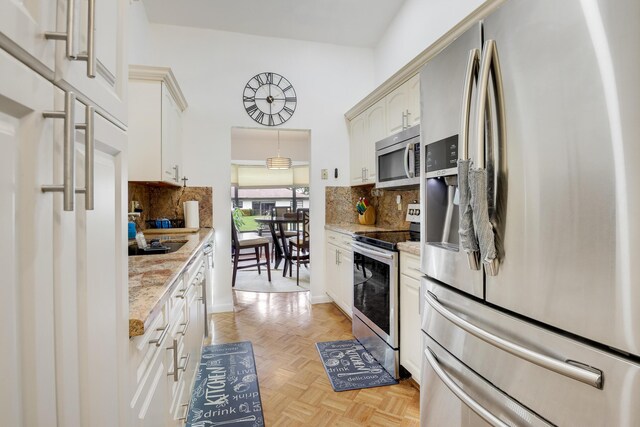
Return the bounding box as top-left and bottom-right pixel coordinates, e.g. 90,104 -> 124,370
425,135 -> 458,178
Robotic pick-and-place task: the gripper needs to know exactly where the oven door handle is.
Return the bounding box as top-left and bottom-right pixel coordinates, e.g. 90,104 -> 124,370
351,242 -> 395,260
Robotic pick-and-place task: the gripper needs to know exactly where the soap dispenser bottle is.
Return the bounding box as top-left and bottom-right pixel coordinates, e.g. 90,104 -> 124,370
128,212 -> 140,239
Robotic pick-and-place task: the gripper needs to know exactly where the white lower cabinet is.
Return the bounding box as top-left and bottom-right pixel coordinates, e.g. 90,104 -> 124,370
130,258 -> 206,426
325,230 -> 354,317
400,251 -> 422,384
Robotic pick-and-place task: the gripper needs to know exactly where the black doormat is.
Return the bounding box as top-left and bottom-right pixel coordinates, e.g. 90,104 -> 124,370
187,341 -> 264,427
315,339 -> 398,392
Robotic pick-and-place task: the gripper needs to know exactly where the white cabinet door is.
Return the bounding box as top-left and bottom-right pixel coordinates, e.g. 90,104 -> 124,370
349,113 -> 366,185
0,0 -> 56,72
0,48 -> 57,427
350,99 -> 385,185
137,354 -> 170,427
400,273 -> 421,384
325,242 -> 341,302
161,83 -> 182,185
53,95 -> 128,427
54,0 -> 127,125
385,84 -> 408,135
364,99 -> 386,182
406,74 -> 421,127
338,249 -> 354,317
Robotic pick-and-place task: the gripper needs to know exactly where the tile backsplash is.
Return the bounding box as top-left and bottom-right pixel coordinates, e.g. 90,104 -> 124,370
325,184 -> 419,229
128,183 -> 213,229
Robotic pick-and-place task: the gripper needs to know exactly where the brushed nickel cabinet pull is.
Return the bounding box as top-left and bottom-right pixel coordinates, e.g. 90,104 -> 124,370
45,0 -> 96,77
167,338 -> 179,381
76,0 -> 96,78
42,92 -> 76,211
44,0 -> 76,59
148,323 -> 169,347
74,106 -> 94,209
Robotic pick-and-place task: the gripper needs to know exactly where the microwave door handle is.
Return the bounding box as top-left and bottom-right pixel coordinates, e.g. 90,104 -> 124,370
403,143 -> 412,178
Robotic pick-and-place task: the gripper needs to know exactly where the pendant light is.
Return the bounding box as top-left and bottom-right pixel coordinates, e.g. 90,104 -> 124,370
266,130 -> 292,170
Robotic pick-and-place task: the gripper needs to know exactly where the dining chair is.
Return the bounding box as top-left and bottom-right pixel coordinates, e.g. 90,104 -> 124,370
231,215 -> 271,287
287,208 -> 310,286
271,210 -> 297,263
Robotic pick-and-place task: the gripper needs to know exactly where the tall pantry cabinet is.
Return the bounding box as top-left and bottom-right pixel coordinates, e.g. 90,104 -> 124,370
0,1 -> 129,426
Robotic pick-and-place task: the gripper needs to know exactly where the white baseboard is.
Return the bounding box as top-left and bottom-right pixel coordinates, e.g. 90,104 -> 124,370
311,294 -> 332,304
210,302 -> 234,313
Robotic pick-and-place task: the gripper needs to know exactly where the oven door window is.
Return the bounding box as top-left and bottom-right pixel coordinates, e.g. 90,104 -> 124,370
353,252 -> 390,335
377,148 -> 408,182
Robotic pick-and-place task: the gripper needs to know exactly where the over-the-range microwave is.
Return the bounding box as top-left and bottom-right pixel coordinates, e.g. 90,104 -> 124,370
375,124 -> 420,189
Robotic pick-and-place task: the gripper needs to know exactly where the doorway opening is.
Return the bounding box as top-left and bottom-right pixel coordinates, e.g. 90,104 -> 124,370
230,127 -> 311,294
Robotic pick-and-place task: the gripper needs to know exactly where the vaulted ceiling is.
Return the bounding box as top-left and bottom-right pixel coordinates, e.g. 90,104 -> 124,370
142,0 -> 406,48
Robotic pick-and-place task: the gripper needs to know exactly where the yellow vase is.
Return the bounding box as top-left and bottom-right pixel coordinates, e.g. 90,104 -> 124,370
358,206 -> 376,225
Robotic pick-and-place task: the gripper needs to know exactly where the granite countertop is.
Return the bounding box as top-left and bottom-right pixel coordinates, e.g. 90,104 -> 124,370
324,223 -> 407,234
397,241 -> 420,256
129,227 -> 214,337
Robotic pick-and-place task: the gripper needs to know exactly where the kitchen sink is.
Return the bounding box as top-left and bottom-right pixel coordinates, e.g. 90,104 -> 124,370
128,240 -> 187,256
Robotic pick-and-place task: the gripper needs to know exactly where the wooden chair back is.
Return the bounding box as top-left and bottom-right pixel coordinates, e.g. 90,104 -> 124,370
296,208 -> 310,247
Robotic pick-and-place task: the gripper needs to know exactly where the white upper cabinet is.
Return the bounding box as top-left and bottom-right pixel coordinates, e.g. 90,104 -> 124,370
0,0 -> 57,73
53,0 -> 128,125
349,113 -> 365,185
349,99 -> 385,185
365,100 -> 386,181
349,74 -> 421,186
161,83 -> 183,184
385,74 -> 420,135
406,74 -> 421,128
128,65 -> 188,186
385,84 -> 408,135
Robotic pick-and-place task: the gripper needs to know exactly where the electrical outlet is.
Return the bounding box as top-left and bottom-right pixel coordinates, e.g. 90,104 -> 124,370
321,169 -> 328,180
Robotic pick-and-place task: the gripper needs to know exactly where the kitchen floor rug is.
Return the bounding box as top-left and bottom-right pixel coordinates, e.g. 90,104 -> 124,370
233,267 -> 309,293
315,339 -> 398,392
186,341 -> 265,427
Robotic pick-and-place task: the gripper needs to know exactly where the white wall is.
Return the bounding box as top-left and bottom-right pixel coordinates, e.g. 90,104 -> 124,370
128,2 -> 156,65
128,5 -> 374,310
374,0 -> 484,84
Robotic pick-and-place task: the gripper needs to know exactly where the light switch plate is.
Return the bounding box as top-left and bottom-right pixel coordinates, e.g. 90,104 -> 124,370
321,169 -> 328,180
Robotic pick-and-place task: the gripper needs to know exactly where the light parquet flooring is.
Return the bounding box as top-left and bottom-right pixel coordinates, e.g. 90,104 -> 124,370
204,291 -> 420,426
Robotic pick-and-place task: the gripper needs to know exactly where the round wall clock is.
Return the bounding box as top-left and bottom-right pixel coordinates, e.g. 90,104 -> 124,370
243,72 -> 297,126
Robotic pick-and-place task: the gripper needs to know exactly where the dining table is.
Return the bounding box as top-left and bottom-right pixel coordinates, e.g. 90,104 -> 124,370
254,216 -> 302,273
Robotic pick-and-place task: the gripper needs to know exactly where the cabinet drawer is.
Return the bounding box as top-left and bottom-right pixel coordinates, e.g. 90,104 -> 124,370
130,304 -> 169,386
168,277 -> 188,315
185,253 -> 204,284
326,230 -> 353,251
400,252 -> 421,280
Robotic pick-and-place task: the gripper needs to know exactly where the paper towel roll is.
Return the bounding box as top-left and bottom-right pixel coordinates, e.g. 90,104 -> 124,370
183,201 -> 200,229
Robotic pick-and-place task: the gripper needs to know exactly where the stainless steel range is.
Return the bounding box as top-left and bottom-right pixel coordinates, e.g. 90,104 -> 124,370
351,230 -> 412,379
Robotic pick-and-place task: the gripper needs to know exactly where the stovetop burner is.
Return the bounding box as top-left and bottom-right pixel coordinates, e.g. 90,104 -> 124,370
353,230 -> 415,251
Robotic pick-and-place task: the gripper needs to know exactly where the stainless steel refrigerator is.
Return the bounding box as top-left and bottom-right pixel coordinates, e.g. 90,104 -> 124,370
419,1 -> 640,425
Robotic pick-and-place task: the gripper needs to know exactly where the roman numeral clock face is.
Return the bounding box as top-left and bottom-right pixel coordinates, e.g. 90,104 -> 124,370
243,72 -> 297,126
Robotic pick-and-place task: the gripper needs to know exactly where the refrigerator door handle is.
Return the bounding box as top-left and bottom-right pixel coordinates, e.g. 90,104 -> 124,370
425,347 -> 509,427
460,48 -> 480,160
459,48 -> 482,271
426,291 -> 603,389
474,39 -> 506,276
